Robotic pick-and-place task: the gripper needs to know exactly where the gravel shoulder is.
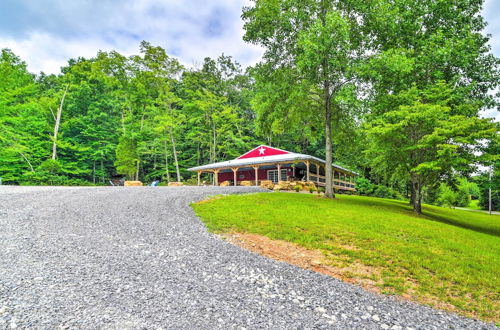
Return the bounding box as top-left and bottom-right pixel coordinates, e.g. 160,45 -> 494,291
0,186 -> 495,329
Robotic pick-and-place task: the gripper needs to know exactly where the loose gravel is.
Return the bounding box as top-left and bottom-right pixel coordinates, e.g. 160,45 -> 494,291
0,186 -> 494,329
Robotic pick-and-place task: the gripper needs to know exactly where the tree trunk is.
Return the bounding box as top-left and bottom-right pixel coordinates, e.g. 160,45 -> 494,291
409,184 -> 415,206
135,159 -> 140,181
324,84 -> 335,198
100,159 -> 104,184
319,1 -> 334,199
19,152 -> 34,172
52,84 -> 69,160
212,122 -> 217,163
411,175 -> 422,214
170,128 -> 181,182
164,139 -> 171,183
121,108 -> 126,133
413,190 -> 422,214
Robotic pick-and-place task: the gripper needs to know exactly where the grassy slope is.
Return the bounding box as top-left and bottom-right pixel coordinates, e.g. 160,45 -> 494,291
192,193 -> 500,321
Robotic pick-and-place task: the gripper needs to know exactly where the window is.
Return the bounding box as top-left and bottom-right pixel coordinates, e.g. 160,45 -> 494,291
267,169 -> 287,183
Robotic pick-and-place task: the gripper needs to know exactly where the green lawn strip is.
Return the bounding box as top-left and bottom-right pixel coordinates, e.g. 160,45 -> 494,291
192,193 -> 500,321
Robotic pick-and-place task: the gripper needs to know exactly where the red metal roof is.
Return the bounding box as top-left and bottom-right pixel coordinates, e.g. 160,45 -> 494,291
238,145 -> 290,159
188,145 -> 358,175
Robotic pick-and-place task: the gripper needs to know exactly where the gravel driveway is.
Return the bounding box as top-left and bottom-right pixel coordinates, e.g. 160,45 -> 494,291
0,186 -> 494,329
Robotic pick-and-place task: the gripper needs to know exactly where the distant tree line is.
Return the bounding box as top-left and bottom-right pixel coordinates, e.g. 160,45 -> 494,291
1,0 -> 499,213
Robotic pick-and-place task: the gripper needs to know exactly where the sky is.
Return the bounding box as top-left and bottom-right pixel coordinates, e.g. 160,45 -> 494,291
0,0 -> 498,120
0,0 -> 264,73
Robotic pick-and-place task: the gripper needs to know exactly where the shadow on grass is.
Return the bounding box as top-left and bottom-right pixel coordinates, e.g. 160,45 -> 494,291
342,196 -> 500,237
340,196 -> 413,214
421,209 -> 500,237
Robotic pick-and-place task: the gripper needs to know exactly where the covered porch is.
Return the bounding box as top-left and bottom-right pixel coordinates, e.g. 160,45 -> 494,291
195,160 -> 356,191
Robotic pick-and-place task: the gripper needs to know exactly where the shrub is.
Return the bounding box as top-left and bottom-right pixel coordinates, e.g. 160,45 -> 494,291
309,186 -> 316,193
293,185 -> 302,192
438,183 -> 457,208
355,177 -> 374,195
455,178 -> 480,207
373,185 -> 390,198
317,187 -> 325,194
21,171 -> 93,186
185,178 -> 198,186
354,177 -> 404,200
38,159 -> 62,173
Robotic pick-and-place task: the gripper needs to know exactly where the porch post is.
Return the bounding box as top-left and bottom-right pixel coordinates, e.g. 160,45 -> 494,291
197,171 -> 201,186
277,163 -> 281,182
316,164 -> 320,185
253,166 -> 259,186
292,165 -> 296,177
214,170 -> 219,186
306,161 -> 310,181
232,168 -> 238,186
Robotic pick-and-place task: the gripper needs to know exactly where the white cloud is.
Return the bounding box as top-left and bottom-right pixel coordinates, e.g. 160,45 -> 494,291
0,0 -> 263,74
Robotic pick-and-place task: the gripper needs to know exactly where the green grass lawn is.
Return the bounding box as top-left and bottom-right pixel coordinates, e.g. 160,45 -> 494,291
467,199 -> 482,210
192,193 -> 500,322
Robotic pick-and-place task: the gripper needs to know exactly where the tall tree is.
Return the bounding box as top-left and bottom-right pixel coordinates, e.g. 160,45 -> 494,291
365,83 -> 496,214
242,0 -> 363,197
137,41 -> 184,182
0,49 -> 48,183
51,84 -> 69,160
358,0 -> 499,212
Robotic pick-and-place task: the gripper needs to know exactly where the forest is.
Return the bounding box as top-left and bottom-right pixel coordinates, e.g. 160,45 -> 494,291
0,0 -> 498,212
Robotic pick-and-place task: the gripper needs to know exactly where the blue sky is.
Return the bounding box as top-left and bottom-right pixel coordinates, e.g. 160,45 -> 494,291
0,0 -> 498,119
0,0 -> 263,73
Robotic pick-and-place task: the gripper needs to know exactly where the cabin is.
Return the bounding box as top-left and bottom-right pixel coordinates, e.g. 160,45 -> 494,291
188,145 -> 357,191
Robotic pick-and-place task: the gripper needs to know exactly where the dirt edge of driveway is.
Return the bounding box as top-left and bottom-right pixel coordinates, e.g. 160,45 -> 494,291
219,231 -> 485,323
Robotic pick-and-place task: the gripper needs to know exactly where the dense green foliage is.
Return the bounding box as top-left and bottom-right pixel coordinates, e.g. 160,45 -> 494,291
193,193 -> 500,321
0,45 -> 265,185
243,0 -> 499,212
355,177 -> 403,200
0,1 -> 498,211
243,0 -> 364,197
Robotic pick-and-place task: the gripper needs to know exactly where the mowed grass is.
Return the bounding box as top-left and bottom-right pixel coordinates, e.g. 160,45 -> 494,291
192,193 -> 500,322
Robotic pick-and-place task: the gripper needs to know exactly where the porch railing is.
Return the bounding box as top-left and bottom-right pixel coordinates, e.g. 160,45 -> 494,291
309,173 -> 356,190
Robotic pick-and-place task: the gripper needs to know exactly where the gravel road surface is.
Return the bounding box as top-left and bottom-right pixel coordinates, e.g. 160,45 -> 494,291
0,186 -> 494,329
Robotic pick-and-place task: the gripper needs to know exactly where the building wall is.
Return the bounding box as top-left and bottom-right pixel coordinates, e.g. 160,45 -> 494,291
218,167 -> 294,184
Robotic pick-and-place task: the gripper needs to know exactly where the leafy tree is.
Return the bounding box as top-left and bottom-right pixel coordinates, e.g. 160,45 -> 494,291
0,49 -> 48,183
476,170 -> 499,212
135,41 -> 184,182
437,183 -> 457,208
455,178 -> 480,207
476,135 -> 500,211
365,83 -> 495,214
358,0 -> 499,113
115,135 -> 138,180
181,56 -> 255,170
358,0 -> 499,211
243,0 -> 363,198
